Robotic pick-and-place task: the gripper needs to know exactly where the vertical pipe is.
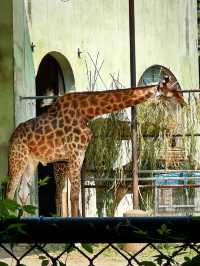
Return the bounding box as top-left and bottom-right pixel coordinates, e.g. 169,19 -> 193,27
129,0 -> 139,209
81,164 -> 86,217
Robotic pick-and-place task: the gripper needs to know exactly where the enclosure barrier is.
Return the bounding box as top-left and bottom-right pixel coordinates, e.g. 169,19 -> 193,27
0,216 -> 200,265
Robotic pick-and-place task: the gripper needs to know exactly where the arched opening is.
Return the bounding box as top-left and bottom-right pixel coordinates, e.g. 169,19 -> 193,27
138,65 -> 181,90
36,52 -> 75,216
138,64 -> 185,163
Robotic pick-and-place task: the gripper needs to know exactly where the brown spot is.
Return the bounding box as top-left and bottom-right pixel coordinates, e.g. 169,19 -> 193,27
78,144 -> 83,149
80,100 -> 88,108
73,128 -> 81,135
64,115 -> 71,124
87,107 -> 94,116
69,110 -> 75,117
89,95 -> 98,105
113,104 -> 119,111
74,136 -> 79,142
72,100 -> 78,108
67,134 -> 73,142
114,93 -> 122,102
44,125 -> 52,133
29,140 -> 36,147
95,107 -> 101,115
63,102 -> 69,109
81,134 -> 87,144
105,105 -> 112,111
47,133 -> 54,140
51,119 -> 58,129
39,145 -> 47,153
58,119 -> 64,128
100,100 -> 107,106
72,119 -> 78,126
133,99 -> 141,105
64,125 -> 72,132
35,126 -> 43,135
125,100 -> 133,106
55,130 -> 63,137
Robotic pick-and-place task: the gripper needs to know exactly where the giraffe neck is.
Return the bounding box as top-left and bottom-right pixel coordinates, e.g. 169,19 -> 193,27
78,85 -> 157,119
57,85 -> 158,122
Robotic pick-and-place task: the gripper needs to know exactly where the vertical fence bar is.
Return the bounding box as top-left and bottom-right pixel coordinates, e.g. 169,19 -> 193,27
81,164 -> 86,217
129,0 -> 139,209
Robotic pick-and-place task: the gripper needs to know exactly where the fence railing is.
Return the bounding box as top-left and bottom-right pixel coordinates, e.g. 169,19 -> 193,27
1,216 -> 200,265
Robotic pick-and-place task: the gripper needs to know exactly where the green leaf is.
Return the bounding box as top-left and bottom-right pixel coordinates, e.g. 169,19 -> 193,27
2,199 -> 20,211
81,243 -> 93,253
157,224 -> 171,236
41,260 -> 49,266
22,205 -> 37,215
6,223 -> 26,234
182,255 -> 200,265
133,228 -> 148,236
38,176 -> 51,187
0,262 -> 9,266
65,243 -> 74,253
140,262 -> 157,266
39,256 -> 47,260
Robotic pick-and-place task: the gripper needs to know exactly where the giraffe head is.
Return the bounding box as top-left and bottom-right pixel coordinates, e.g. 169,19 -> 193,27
157,76 -> 186,107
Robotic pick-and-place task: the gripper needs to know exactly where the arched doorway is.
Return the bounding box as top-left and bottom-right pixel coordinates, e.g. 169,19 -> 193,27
36,52 -> 75,216
138,65 -> 181,90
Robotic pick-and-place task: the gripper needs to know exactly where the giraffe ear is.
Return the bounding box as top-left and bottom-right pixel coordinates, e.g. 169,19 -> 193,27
158,82 -> 163,89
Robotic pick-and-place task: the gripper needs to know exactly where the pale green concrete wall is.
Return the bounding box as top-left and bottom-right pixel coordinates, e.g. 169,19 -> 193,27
135,0 -> 199,89
26,0 -> 198,91
0,1 -> 14,180
13,0 -> 36,126
25,0 -> 131,90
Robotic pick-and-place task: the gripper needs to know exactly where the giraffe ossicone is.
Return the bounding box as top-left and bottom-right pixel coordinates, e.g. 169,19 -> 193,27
5,76 -> 186,216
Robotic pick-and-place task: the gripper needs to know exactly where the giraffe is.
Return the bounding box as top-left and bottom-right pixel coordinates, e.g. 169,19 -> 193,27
5,76 -> 186,216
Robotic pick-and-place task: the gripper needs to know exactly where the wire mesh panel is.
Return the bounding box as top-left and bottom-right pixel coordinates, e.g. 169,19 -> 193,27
1,242 -> 200,265
0,217 -> 200,265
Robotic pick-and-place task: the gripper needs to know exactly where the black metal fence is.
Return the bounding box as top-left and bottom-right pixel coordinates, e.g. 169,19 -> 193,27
0,216 -> 200,265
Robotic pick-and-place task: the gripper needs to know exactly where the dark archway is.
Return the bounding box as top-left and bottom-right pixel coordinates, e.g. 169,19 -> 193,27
36,52 -> 75,216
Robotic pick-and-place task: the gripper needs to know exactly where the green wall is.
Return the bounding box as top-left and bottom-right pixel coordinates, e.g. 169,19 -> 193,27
0,1 -> 14,180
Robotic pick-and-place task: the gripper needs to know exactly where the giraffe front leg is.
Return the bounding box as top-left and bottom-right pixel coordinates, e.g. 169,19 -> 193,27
54,162 -> 69,217
69,168 -> 81,217
70,179 -> 80,217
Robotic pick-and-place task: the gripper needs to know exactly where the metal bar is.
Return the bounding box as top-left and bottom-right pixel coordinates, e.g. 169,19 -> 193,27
141,133 -> 200,138
182,90 -> 200,92
1,216 -> 200,243
84,176 -> 200,182
19,90 -> 200,101
156,184 -> 200,188
86,169 -> 200,174
158,205 -> 196,208
20,95 -> 58,100
129,0 -> 139,210
81,166 -> 86,217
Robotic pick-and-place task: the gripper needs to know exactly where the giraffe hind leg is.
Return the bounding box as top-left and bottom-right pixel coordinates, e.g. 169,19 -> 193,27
6,159 -> 28,200
18,160 -> 38,206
